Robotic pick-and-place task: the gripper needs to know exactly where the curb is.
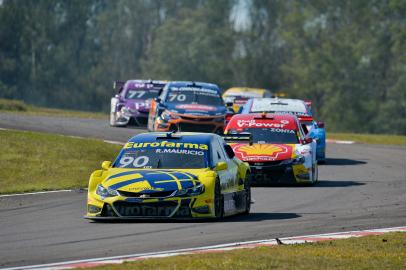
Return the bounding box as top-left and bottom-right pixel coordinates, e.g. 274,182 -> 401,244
3,226 -> 405,270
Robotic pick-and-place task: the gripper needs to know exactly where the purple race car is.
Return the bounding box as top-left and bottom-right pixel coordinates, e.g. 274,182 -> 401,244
110,80 -> 167,127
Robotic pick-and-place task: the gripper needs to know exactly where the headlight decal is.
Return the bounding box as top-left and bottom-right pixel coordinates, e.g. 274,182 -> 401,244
96,184 -> 119,198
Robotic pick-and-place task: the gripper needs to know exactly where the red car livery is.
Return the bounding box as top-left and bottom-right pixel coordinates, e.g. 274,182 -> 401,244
224,113 -> 318,185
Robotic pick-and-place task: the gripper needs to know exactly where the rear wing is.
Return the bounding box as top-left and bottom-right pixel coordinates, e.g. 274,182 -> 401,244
222,133 -> 253,145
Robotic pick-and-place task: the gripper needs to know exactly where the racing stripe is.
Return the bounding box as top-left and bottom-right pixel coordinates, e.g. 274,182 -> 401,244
109,178 -> 147,190
105,171 -> 141,183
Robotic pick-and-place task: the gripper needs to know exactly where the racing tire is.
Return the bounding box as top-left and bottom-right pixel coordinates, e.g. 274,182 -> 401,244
311,163 -> 318,184
242,176 -> 251,215
214,178 -> 224,219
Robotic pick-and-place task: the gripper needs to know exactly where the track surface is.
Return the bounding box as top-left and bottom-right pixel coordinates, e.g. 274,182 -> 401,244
0,113 -> 405,268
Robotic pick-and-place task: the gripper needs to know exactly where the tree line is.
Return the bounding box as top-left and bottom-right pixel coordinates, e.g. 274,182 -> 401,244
0,0 -> 405,134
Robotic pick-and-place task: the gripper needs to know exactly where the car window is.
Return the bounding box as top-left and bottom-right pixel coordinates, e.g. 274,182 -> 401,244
113,142 -> 210,169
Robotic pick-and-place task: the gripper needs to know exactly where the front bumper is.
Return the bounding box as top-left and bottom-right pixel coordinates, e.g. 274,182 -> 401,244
112,111 -> 149,126
248,161 -> 311,185
86,196 -> 214,219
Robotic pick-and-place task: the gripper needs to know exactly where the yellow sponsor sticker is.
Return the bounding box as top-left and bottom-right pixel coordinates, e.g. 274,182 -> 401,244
124,140 -> 208,150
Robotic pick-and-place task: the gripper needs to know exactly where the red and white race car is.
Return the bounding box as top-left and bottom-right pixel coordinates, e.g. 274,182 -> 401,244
224,113 -> 318,185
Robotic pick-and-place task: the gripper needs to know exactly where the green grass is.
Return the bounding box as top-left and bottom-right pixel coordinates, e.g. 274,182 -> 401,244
0,129 -> 121,194
0,98 -> 108,119
91,232 -> 406,270
328,132 -> 406,145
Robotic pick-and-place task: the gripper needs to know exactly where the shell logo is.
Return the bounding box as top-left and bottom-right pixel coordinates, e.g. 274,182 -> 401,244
232,144 -> 290,161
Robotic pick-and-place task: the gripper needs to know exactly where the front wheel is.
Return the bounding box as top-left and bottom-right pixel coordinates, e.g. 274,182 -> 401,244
214,179 -> 224,219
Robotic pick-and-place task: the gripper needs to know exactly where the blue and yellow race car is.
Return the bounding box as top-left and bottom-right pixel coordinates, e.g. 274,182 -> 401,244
85,132 -> 251,219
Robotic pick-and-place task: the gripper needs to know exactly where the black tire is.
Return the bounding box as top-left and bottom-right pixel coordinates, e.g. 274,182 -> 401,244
214,179 -> 224,219
312,162 -> 318,184
242,175 -> 251,215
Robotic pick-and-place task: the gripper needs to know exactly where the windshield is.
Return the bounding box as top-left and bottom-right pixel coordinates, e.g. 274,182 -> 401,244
166,87 -> 223,106
229,128 -> 299,144
113,144 -> 209,169
125,89 -> 159,100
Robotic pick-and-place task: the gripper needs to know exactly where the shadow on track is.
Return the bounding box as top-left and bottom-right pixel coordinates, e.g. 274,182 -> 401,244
324,158 -> 367,166
225,212 -> 300,222
86,213 -> 300,224
315,180 -> 365,187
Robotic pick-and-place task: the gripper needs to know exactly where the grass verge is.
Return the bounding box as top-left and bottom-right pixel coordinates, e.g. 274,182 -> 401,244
0,129 -> 121,194
328,132 -> 406,145
0,98 -> 108,119
91,232 -> 406,270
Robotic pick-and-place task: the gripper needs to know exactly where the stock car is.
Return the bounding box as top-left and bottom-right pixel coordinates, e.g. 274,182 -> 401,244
110,80 -> 167,127
223,87 -> 273,113
85,132 -> 251,219
224,113 -> 318,185
241,98 -> 326,162
148,81 -> 227,133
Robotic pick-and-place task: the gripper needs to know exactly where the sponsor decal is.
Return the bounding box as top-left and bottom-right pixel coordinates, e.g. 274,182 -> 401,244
175,104 -> 217,111
236,119 -> 290,129
232,144 -> 291,161
124,141 -> 209,150
156,148 -> 205,156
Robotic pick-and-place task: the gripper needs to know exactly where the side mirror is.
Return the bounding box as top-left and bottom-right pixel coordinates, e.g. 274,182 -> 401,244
224,144 -> 235,158
317,121 -> 325,128
303,137 -> 313,144
226,102 -> 233,107
101,161 -> 112,170
215,162 -> 228,171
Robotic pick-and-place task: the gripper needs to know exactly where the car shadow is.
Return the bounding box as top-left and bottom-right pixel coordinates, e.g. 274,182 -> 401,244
251,179 -> 365,188
315,180 -> 366,187
224,212 -> 301,222
324,158 -> 367,166
87,212 -> 300,224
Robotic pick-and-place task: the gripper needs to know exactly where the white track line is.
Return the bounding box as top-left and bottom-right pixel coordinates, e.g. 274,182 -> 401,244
0,190 -> 74,198
326,139 -> 355,144
103,140 -> 125,145
3,226 -> 405,270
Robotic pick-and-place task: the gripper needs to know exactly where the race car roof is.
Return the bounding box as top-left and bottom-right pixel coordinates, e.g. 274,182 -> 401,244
128,132 -> 216,145
223,87 -> 269,98
168,81 -> 220,90
249,98 -> 309,114
226,113 -> 299,131
124,80 -> 167,90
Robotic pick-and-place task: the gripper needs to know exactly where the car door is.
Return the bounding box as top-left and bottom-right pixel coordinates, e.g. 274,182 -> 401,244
216,137 -> 239,193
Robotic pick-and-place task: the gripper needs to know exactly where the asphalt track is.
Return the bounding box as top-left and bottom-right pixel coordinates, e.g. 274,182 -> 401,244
0,112 -> 405,268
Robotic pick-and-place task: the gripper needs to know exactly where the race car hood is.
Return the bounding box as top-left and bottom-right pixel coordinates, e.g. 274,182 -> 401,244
229,143 -> 296,162
123,99 -> 150,112
101,168 -> 204,193
165,103 -> 226,117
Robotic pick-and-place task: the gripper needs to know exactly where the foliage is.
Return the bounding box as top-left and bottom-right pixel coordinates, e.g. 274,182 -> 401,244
0,0 -> 405,134
0,129 -> 121,194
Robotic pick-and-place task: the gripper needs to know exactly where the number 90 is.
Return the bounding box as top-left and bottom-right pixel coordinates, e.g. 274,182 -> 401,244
119,156 -> 149,168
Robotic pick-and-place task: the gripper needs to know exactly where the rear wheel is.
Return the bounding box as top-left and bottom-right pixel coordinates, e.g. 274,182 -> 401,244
242,175 -> 251,215
214,179 -> 224,219
312,163 -> 318,184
